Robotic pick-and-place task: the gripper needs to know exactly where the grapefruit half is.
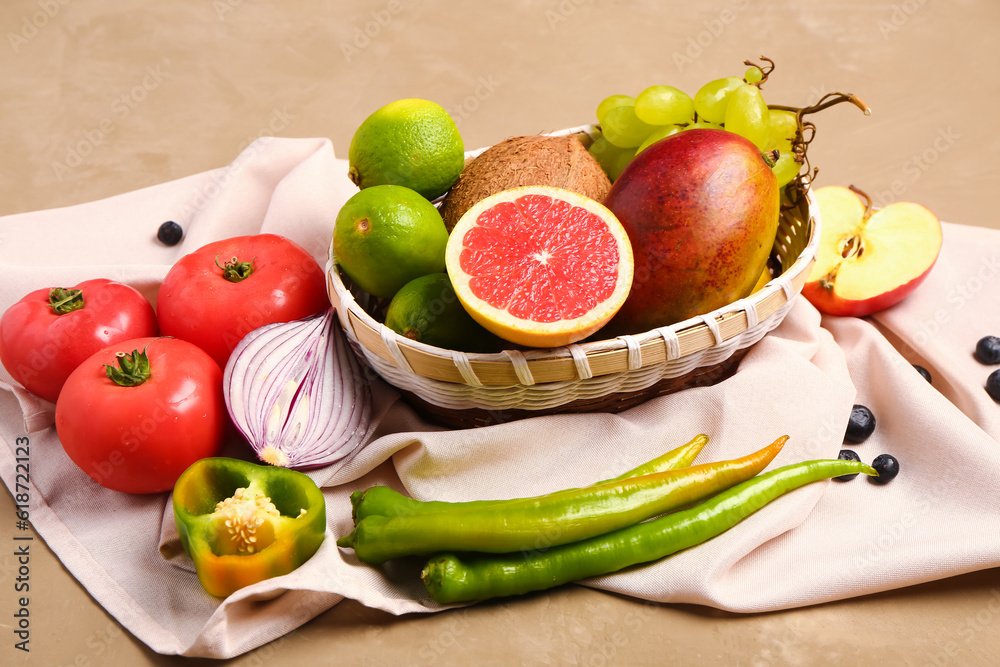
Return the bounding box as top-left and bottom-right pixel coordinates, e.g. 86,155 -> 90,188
445,186 -> 634,348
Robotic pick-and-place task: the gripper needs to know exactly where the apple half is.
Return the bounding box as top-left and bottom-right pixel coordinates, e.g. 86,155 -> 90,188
803,186 -> 942,317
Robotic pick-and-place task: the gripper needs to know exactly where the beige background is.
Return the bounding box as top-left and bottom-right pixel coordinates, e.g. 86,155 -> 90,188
1,0 -> 999,664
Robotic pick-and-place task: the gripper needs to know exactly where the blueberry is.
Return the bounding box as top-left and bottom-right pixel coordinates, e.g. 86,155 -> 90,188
870,454 -> 900,484
987,369 -> 1000,403
975,336 -> 1000,365
913,364 -> 932,384
834,449 -> 862,481
157,220 -> 184,246
844,404 -> 876,444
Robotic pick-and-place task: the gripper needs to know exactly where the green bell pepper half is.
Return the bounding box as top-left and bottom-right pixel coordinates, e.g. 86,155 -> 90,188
172,457 -> 326,598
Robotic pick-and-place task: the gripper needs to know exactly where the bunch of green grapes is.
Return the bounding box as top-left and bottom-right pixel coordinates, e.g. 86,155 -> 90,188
589,58 -> 802,188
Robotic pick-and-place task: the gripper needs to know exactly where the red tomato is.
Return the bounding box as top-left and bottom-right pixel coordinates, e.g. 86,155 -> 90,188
157,234 -> 329,370
54,336 -> 226,494
0,279 -> 159,403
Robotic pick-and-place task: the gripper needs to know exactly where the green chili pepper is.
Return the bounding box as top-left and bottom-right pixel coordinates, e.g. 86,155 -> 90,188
421,457 -> 877,604
339,436 -> 786,564
173,457 -> 327,598
597,432 -> 710,483
350,434 -> 710,524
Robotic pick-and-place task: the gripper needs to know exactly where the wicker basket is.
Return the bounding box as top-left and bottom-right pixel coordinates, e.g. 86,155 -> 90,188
327,125 -> 821,428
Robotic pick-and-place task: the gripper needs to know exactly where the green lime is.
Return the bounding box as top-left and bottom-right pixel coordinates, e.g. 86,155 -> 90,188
385,273 -> 500,352
334,185 -> 449,299
348,99 -> 465,201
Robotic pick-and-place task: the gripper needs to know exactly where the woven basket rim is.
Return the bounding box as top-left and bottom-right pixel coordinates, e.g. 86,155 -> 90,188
327,124 -> 820,390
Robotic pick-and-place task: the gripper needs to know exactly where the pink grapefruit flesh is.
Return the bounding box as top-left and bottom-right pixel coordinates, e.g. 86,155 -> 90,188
445,186 -> 633,348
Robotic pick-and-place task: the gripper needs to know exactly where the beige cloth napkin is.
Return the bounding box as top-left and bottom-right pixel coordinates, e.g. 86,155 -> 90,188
2,138 -> 999,658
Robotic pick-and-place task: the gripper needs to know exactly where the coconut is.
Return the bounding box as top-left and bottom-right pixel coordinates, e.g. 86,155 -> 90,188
438,134 -> 612,231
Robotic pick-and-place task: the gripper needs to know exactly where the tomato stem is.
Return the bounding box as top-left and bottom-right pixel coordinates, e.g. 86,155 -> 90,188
48,288 -> 85,315
216,255 -> 255,283
104,348 -> 152,387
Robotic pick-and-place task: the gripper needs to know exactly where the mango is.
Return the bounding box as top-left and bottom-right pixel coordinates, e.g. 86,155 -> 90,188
600,129 -> 779,336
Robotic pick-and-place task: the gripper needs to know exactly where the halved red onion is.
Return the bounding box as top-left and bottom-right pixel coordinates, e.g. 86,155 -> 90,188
223,308 -> 372,469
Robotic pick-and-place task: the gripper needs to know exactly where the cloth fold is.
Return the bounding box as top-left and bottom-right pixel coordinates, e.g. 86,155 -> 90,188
2,138 -> 998,658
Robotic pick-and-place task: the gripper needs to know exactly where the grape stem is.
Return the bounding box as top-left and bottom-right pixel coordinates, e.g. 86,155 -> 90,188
743,56 -> 775,87
769,92 -> 872,190
770,92 -> 872,120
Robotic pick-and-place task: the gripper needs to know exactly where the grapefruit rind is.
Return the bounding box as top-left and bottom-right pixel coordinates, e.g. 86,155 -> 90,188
445,186 -> 634,349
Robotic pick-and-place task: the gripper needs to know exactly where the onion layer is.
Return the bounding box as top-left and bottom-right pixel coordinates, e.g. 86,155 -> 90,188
223,308 -> 372,469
